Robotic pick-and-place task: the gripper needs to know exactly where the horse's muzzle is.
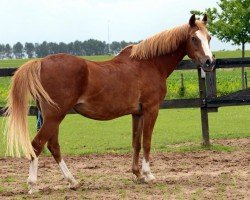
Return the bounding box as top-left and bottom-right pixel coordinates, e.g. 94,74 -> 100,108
201,58 -> 216,72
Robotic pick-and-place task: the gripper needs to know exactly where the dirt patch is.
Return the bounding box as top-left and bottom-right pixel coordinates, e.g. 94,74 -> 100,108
0,138 -> 249,199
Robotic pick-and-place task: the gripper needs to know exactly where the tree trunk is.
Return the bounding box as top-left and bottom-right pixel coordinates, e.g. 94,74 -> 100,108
241,42 -> 245,89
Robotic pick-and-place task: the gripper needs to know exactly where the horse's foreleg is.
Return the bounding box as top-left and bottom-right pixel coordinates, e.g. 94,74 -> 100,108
47,133 -> 78,189
141,108 -> 159,182
132,114 -> 144,181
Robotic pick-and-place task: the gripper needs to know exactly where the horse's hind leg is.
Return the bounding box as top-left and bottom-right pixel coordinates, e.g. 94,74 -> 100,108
47,131 -> 78,189
27,118 -> 62,194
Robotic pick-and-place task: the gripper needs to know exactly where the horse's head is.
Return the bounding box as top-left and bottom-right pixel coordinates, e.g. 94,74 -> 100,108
186,14 -> 215,72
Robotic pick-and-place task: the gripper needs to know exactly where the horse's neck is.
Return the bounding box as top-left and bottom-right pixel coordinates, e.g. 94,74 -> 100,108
150,43 -> 187,78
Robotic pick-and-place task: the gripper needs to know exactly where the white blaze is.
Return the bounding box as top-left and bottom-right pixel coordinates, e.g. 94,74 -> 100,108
195,30 -> 213,60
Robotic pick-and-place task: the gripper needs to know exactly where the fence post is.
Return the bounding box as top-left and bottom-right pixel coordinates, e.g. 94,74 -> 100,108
198,67 -> 210,146
244,71 -> 248,88
179,73 -> 185,97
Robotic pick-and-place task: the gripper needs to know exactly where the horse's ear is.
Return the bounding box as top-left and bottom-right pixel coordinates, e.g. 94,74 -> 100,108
202,14 -> 208,25
189,14 -> 196,27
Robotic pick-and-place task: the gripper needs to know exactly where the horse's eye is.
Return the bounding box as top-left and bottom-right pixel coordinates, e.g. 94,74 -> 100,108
192,37 -> 196,42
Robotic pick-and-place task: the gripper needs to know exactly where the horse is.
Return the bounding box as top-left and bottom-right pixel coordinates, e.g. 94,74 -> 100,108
4,14 -> 215,194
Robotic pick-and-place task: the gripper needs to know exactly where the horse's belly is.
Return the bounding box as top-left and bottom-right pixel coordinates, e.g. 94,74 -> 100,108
73,100 -> 140,120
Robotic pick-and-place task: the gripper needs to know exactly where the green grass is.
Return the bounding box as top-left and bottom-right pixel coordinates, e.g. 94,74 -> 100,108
0,106 -> 249,156
166,67 -> 249,99
3,176 -> 16,183
213,49 -> 250,58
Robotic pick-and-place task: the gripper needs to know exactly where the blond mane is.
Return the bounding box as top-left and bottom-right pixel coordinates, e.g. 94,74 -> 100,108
130,24 -> 190,59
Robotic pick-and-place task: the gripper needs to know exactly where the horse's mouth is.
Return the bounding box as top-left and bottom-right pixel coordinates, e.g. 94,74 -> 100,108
201,66 -> 215,72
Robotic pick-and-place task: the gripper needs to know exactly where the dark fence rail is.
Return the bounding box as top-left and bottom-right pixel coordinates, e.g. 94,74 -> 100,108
1,58 -> 250,77
1,57 -> 250,145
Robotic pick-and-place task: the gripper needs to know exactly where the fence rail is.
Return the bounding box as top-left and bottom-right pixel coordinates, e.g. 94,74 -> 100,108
1,57 -> 250,145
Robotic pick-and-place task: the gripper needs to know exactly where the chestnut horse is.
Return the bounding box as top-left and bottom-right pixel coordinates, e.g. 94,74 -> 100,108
4,14 -> 215,193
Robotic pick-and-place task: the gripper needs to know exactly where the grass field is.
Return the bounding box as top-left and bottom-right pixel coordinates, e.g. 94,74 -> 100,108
0,106 -> 249,156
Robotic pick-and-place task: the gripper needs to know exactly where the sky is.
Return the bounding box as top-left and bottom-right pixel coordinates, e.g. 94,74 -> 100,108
0,0 -> 249,51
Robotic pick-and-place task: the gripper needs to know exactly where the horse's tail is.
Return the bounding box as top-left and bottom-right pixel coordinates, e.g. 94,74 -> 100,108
4,60 -> 56,159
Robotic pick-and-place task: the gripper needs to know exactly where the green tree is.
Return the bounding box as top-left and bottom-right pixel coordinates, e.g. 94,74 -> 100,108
191,0 -> 250,88
35,41 -> 49,57
25,42 -> 35,58
0,44 -> 5,59
68,42 -> 75,55
5,44 -> 12,58
13,42 -> 24,58
74,40 -> 85,56
83,39 -> 106,55
191,0 -> 249,57
110,41 -> 121,54
47,42 -> 59,54
58,42 -> 68,53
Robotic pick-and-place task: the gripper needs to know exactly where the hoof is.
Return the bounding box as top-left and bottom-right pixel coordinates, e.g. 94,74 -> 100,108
133,173 -> 156,184
27,184 -> 38,194
144,173 -> 156,183
27,179 -> 36,194
28,189 -> 33,195
137,176 -> 147,184
69,180 -> 79,190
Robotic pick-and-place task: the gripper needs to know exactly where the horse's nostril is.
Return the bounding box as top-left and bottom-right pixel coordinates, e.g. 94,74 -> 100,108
205,59 -> 211,65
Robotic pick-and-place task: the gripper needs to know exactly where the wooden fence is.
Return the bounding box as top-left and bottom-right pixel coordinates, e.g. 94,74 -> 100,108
1,57 -> 250,146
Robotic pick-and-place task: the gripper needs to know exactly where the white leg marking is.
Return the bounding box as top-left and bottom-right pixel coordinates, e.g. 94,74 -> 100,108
59,159 -> 78,188
142,157 -> 155,182
195,30 -> 213,60
27,157 -> 38,194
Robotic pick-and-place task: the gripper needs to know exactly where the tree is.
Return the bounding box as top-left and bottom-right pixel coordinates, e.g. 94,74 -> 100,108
35,41 -> 49,57
47,42 -> 59,54
120,40 -> 129,49
13,42 -> 24,58
110,41 -> 121,54
191,0 -> 250,88
74,40 -> 85,56
25,42 -> 35,58
5,44 -> 12,58
0,44 -> 5,59
83,39 -> 106,56
68,42 -> 75,55
58,42 -> 68,53
192,0 -> 249,56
